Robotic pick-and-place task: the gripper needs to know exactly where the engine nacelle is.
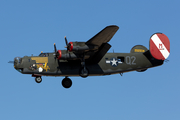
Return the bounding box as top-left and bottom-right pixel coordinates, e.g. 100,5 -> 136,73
56,50 -> 89,60
67,42 -> 97,52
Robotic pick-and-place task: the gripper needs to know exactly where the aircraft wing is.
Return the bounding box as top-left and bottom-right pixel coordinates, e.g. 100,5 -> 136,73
85,25 -> 119,47
59,25 -> 119,63
85,25 -> 119,63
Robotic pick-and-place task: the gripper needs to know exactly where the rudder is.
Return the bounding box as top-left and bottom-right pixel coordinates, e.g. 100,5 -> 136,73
149,33 -> 170,60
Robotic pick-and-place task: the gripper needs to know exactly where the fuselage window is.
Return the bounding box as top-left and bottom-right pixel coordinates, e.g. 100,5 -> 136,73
39,53 -> 49,57
117,56 -> 124,63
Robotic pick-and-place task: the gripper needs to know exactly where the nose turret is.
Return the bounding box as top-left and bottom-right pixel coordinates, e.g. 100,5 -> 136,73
14,57 -> 22,72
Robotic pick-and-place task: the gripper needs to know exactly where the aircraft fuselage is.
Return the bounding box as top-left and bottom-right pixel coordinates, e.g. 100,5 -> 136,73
14,50 -> 163,77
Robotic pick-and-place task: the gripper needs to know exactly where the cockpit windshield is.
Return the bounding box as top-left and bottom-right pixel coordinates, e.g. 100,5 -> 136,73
39,53 -> 49,57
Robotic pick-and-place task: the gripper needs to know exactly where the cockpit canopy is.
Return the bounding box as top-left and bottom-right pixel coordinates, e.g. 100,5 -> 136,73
39,53 -> 49,57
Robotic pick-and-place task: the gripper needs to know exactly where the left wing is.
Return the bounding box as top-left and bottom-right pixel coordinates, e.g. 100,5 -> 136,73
85,25 -> 119,63
54,25 -> 119,63
86,25 -> 119,47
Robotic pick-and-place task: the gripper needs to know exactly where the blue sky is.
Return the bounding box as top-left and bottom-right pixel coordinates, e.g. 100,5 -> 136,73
1,0 -> 180,120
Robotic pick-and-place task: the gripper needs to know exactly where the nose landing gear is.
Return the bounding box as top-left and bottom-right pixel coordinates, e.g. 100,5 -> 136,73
35,76 -> 42,83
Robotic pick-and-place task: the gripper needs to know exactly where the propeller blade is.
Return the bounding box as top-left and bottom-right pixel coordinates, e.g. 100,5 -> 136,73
64,36 -> 70,51
54,43 -> 59,59
65,36 -> 68,46
54,43 -> 57,53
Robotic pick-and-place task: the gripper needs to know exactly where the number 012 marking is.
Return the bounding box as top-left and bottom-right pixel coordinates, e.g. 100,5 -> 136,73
126,56 -> 136,65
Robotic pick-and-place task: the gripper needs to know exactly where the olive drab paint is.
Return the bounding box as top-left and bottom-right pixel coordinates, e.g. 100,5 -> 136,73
11,25 -> 170,88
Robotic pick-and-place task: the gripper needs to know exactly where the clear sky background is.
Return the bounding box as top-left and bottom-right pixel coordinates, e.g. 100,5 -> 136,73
0,0 -> 180,120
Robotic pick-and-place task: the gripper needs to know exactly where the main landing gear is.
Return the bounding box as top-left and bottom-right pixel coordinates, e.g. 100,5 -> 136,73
62,77 -> 72,88
79,56 -> 89,78
79,67 -> 89,78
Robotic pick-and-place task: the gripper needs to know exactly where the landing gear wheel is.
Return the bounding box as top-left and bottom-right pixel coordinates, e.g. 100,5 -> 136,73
35,76 -> 42,83
62,77 -> 72,88
79,67 -> 89,78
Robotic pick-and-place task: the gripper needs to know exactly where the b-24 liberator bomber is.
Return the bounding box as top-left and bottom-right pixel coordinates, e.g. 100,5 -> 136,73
11,25 -> 170,88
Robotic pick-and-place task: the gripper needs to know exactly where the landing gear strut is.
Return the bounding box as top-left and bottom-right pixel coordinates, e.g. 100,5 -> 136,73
62,77 -> 72,88
35,76 -> 42,83
79,56 -> 89,78
79,67 -> 89,78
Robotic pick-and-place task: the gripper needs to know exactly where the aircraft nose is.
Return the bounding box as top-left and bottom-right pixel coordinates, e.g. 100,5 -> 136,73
14,57 -> 22,64
14,57 -> 22,69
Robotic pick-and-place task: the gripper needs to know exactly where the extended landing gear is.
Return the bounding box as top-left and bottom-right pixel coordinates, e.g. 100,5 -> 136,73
79,67 -> 89,78
62,77 -> 72,88
32,75 -> 72,88
35,76 -> 42,83
79,56 -> 89,78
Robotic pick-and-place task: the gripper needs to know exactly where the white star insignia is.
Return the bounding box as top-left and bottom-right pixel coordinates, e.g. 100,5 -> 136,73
111,58 -> 117,66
